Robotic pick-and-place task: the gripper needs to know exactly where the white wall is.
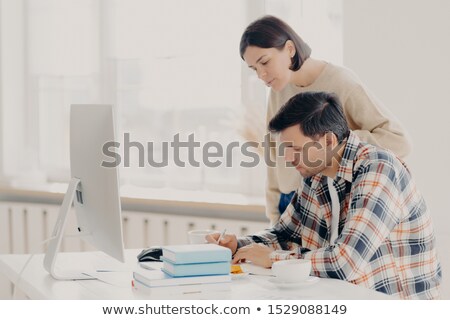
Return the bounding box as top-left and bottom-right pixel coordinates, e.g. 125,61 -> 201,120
343,0 -> 450,298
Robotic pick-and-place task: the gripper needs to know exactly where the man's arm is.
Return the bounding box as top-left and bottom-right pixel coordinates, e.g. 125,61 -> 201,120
235,192 -> 306,264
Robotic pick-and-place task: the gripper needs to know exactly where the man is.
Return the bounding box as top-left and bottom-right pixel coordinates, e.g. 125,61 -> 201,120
208,92 -> 441,299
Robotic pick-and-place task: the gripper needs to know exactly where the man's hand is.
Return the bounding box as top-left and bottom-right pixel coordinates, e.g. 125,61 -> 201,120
206,233 -> 238,255
232,243 -> 274,268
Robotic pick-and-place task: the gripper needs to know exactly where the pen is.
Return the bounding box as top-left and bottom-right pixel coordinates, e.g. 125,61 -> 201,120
216,228 -> 227,244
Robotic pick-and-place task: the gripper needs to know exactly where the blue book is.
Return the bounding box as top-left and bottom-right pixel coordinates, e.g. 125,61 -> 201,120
161,258 -> 231,277
161,244 -> 231,264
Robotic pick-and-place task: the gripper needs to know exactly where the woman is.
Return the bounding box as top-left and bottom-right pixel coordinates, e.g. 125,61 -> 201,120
240,15 -> 412,226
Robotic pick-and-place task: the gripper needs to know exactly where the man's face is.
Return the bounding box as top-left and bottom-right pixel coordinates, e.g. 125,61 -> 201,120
280,125 -> 331,178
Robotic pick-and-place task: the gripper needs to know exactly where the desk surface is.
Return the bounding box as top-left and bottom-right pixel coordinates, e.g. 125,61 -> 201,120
0,250 -> 389,300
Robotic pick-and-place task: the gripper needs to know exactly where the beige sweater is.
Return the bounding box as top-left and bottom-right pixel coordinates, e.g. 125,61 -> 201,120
266,63 -> 412,225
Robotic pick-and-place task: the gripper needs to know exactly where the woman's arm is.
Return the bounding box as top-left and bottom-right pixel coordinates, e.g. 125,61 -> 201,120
343,84 -> 412,159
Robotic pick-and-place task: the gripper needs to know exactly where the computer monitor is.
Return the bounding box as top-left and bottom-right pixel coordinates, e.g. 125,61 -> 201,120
43,104 -> 125,280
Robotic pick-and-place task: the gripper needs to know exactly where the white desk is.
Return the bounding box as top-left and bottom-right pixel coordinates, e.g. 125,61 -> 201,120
0,250 -> 389,300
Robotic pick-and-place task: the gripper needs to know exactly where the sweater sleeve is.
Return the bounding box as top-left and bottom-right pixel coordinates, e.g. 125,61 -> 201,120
265,91 -> 282,226
343,84 -> 412,159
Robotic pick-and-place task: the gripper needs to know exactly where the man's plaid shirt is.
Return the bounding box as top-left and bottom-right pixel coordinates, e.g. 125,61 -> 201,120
238,132 -> 442,299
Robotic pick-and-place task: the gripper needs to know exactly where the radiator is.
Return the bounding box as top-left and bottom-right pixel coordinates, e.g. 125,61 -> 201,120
0,201 -> 268,299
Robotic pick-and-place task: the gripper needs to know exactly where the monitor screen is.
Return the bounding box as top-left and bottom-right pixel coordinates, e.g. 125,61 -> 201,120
44,104 -> 125,280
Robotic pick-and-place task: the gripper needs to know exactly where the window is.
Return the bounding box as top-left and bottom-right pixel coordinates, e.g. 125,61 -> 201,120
0,0 -> 342,198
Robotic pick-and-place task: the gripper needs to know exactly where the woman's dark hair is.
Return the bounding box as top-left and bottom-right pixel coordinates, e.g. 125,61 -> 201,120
239,15 -> 312,71
268,92 -> 350,144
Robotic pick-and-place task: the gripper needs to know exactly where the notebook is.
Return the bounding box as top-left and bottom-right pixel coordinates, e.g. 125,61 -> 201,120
133,269 -> 231,288
133,278 -> 231,296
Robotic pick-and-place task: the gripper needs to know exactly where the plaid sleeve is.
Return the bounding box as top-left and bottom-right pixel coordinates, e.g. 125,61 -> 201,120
303,159 -> 401,280
237,193 -> 304,260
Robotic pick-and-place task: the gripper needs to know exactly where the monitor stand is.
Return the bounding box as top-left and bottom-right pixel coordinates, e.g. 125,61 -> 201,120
43,178 -> 96,280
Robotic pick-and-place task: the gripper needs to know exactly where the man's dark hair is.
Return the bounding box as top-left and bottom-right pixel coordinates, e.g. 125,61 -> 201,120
268,92 -> 350,144
239,15 -> 311,71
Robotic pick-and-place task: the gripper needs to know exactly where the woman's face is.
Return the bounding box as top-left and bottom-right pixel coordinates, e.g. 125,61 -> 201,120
243,43 -> 295,92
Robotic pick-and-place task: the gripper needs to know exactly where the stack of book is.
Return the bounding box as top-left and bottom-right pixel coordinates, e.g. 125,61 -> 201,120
161,243 -> 231,277
133,244 -> 232,289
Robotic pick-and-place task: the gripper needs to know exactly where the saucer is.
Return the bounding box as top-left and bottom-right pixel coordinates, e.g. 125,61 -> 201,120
231,272 -> 249,280
268,276 -> 320,289
231,264 -> 249,279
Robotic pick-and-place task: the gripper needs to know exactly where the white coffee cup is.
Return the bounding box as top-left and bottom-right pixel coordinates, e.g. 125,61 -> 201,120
272,259 -> 312,282
188,229 -> 214,244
